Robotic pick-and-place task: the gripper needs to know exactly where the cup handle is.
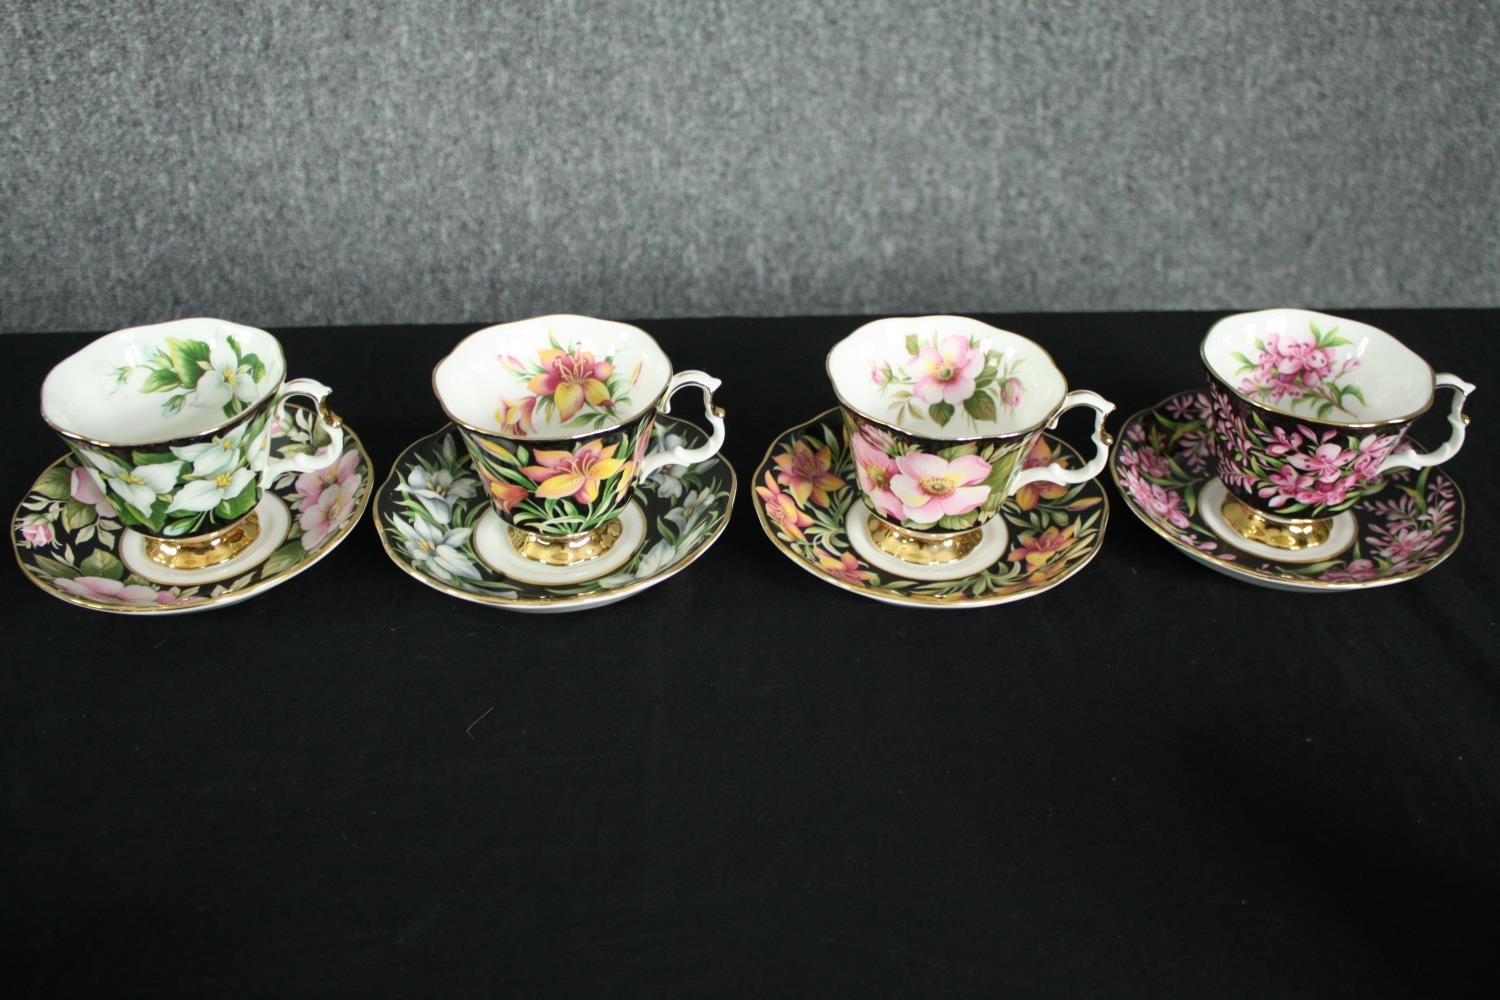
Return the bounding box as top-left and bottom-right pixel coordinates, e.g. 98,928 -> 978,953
1009,389 -> 1116,494
259,378 -> 346,486
637,370 -> 727,478
1376,373 -> 1475,474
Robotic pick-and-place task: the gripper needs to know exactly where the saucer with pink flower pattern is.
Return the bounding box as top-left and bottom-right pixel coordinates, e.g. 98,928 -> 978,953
753,409 -> 1109,608
11,403 -> 371,614
1111,391 -> 1466,591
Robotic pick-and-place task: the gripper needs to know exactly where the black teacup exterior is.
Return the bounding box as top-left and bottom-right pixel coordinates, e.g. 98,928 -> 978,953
459,417 -> 655,538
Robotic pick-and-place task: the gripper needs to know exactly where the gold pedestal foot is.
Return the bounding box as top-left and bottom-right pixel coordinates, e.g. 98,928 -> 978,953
144,512 -> 262,569
1219,497 -> 1333,551
866,516 -> 983,566
507,519 -> 625,566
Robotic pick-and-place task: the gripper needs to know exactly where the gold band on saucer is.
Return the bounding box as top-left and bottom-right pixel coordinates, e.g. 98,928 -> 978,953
866,516 -> 984,565
1219,496 -> 1333,551
507,519 -> 625,566
143,512 -> 262,569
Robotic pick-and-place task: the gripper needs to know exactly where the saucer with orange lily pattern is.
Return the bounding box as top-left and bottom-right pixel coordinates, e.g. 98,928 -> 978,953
752,409 -> 1109,608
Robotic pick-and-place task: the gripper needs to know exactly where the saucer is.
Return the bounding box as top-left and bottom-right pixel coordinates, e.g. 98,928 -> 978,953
11,403 -> 371,614
374,416 -> 734,612
1111,390 -> 1466,591
752,409 -> 1108,608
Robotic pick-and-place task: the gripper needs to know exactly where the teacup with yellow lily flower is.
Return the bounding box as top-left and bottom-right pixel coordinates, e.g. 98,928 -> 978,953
432,315 -> 726,570
827,316 -> 1115,572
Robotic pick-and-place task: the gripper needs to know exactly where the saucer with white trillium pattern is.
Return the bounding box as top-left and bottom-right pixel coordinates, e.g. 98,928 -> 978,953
1111,390 -> 1466,591
11,403 -> 371,614
373,416 -> 734,612
753,408 -> 1108,608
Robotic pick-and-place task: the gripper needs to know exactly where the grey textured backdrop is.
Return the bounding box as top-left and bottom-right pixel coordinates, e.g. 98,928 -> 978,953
4,0 -> 1497,333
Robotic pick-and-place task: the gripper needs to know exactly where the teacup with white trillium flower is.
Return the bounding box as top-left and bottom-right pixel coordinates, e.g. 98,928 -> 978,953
1200,308 -> 1474,560
41,317 -> 346,569
826,315 -> 1115,575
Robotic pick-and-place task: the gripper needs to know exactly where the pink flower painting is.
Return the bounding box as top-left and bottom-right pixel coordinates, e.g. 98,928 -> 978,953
909,334 -> 983,406
850,431 -> 903,521
889,452 -> 991,525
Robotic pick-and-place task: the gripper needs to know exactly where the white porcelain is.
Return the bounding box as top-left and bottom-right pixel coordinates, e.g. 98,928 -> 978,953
827,315 -> 1068,438
432,314 -> 675,437
43,317 -> 289,444
1202,308 -> 1448,423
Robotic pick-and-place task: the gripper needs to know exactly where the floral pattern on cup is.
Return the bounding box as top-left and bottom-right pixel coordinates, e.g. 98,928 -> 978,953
844,414 -> 1029,532
869,331 -> 1024,430
460,423 -> 649,536
1207,379 -> 1404,518
495,336 -> 645,434
111,332 -> 271,419
1229,320 -> 1363,418
379,417 -> 733,604
1114,392 -> 1461,586
68,404 -> 275,540
13,404 -> 369,610
756,414 -> 1105,603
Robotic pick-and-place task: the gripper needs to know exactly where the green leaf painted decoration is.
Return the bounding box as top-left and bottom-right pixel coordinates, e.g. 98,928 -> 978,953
79,550 -> 125,580
34,466 -> 73,500
141,367 -> 181,393
61,500 -> 97,531
963,392 -> 997,422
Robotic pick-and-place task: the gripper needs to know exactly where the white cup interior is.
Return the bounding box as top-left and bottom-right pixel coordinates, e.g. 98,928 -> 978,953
41,318 -> 286,445
433,315 -> 673,436
1202,308 -> 1433,423
827,315 -> 1066,438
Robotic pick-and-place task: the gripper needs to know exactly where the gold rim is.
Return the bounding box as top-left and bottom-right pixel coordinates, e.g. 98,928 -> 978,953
825,316 -> 1072,443
11,416 -> 373,614
1198,310 -> 1438,429
753,407 -> 1110,608
430,316 -> 677,443
1110,392 -> 1466,590
372,415 -> 736,609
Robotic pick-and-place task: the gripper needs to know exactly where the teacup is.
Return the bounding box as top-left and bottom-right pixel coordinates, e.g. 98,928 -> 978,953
827,315 -> 1115,563
432,314 -> 726,566
1201,307 -> 1475,551
41,317 -> 345,567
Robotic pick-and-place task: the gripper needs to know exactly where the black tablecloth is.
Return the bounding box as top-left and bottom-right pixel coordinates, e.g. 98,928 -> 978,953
6,312 -> 1497,996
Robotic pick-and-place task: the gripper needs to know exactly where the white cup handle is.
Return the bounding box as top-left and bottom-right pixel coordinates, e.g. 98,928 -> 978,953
1009,389 -> 1116,494
1376,373 -> 1475,474
637,370 -> 726,477
259,378 -> 346,485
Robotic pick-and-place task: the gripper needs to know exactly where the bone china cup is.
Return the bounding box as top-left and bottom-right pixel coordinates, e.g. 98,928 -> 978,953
1201,308 -> 1475,531
41,317 -> 345,563
827,315 -> 1115,547
432,314 -> 726,562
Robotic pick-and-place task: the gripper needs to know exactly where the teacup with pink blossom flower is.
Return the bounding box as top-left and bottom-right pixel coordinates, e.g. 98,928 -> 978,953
1202,309 -> 1475,528
829,316 -> 1115,548
433,315 -> 727,565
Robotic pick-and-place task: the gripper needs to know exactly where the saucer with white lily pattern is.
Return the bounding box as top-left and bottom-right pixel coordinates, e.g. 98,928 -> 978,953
373,416 -> 735,612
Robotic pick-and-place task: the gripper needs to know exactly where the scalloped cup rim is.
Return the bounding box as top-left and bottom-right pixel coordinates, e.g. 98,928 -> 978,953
1199,307 -> 1437,427
431,314 -> 676,441
41,317 -> 289,447
826,315 -> 1070,441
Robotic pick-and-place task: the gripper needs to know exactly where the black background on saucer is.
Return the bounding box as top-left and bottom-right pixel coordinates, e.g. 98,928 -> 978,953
4,313 -> 1497,997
